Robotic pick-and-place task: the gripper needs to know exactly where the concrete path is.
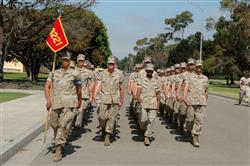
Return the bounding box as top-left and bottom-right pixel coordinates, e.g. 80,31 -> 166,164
4,92 -> 250,165
0,89 -> 46,164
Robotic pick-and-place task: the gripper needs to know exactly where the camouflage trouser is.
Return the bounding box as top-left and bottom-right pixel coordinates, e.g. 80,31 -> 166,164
129,95 -> 133,106
178,101 -> 187,126
138,108 -> 157,138
98,104 -> 120,134
162,103 -> 166,116
173,101 -> 181,120
168,99 -> 174,119
129,95 -> 136,115
134,101 -> 141,119
169,99 -> 174,111
239,90 -> 250,105
165,99 -> 170,116
185,105 -> 206,136
66,108 -> 77,134
160,100 -> 166,116
75,99 -> 89,127
50,107 -> 75,145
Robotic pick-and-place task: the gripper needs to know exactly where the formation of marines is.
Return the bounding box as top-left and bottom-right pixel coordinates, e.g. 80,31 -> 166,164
128,56 -> 209,148
44,52 -> 209,162
44,52 -> 124,162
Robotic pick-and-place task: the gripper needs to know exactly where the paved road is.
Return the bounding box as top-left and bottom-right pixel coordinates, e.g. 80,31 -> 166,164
4,93 -> 250,166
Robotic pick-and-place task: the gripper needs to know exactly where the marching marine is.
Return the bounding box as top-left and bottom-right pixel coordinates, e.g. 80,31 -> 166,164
74,54 -> 93,137
44,52 -> 82,162
137,64 -> 160,146
183,59 -> 208,147
93,57 -> 124,146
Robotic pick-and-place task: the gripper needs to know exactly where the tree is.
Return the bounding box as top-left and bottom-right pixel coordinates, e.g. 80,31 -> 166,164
1,1 -> 112,81
134,38 -> 149,51
203,1 -> 250,84
165,10 -> 193,41
59,6 -> 111,67
0,0 -> 96,82
0,1 -> 3,82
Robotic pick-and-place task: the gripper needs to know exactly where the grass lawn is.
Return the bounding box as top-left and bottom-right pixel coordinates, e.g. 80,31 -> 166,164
0,73 -> 242,100
1,72 -> 48,90
0,92 -> 31,103
4,72 -> 48,81
209,79 -> 240,99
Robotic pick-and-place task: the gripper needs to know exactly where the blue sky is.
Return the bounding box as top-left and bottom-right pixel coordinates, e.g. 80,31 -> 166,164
92,0 -> 222,59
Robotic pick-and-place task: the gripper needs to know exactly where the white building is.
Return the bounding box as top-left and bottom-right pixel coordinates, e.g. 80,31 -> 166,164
4,60 -> 24,72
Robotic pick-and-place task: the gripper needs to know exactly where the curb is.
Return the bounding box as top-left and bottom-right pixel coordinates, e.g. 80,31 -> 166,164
209,93 -> 238,101
0,120 -> 44,164
209,93 -> 249,106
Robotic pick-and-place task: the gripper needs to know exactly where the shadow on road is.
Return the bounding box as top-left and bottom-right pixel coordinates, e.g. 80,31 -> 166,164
68,106 -> 94,143
157,111 -> 192,144
45,143 -> 81,158
62,144 -> 81,158
44,106 -> 95,158
92,112 -> 121,144
125,106 -> 156,143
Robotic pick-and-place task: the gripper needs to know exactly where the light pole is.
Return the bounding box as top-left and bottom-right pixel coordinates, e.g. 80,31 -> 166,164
188,0 -> 204,61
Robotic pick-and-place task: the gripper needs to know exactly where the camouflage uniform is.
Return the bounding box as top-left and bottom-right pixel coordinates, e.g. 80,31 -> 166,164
48,67 -> 81,146
138,68 -> 158,80
128,69 -> 138,116
164,69 -> 172,119
168,67 -> 175,122
132,66 -> 144,119
172,64 -> 181,125
159,70 -> 167,116
97,68 -> 124,134
184,60 -> 208,146
137,64 -> 160,138
178,62 -> 188,131
239,76 -> 250,105
74,65 -> 93,128
136,62 -> 158,123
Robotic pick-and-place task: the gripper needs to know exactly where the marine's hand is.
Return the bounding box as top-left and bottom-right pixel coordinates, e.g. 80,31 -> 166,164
77,99 -> 82,109
46,101 -> 51,111
88,97 -> 93,104
119,100 -> 124,107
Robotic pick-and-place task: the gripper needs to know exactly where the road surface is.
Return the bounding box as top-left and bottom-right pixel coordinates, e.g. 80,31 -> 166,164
4,93 -> 250,166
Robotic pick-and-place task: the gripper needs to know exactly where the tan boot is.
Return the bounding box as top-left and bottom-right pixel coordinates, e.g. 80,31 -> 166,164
144,136 -> 150,146
104,133 -> 111,146
192,135 -> 200,147
53,145 -> 63,162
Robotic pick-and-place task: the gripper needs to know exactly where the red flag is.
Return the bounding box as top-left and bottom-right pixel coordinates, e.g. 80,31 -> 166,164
46,16 -> 69,52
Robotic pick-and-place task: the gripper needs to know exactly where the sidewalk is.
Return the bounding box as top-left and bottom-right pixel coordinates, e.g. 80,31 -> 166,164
0,89 -> 46,164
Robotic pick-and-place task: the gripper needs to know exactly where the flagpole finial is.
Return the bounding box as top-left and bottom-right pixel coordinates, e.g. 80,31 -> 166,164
58,9 -> 63,16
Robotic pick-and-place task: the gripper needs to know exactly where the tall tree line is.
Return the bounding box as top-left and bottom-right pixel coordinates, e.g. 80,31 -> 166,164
0,0 -> 112,82
118,0 -> 250,84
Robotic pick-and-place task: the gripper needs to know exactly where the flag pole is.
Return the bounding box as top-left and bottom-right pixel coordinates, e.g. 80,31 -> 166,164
44,52 -> 57,144
44,12 -> 68,143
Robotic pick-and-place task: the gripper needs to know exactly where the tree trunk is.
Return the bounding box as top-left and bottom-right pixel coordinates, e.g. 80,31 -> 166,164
1,2 -> 15,82
24,65 -> 31,80
31,64 -> 40,82
230,77 -> 235,85
226,76 -> 229,85
0,6 -> 4,82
